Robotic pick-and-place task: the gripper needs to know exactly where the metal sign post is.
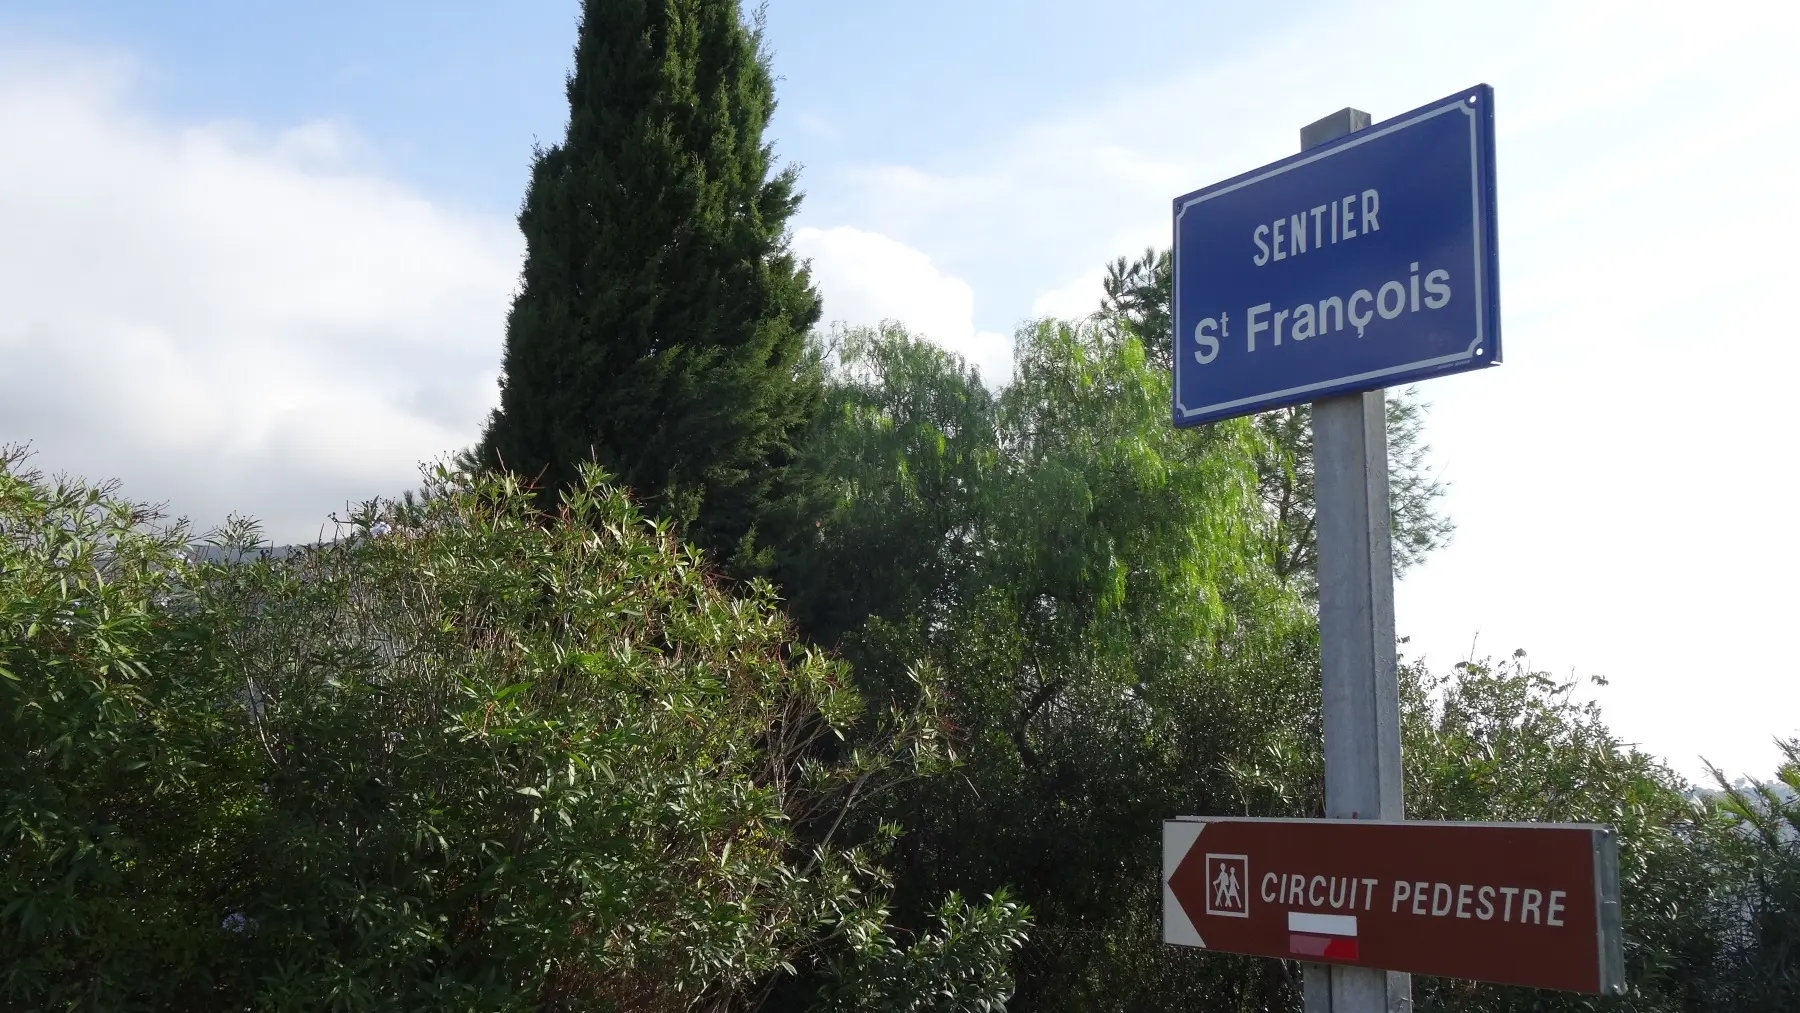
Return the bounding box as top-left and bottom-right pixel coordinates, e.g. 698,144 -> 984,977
1156,87 -> 1631,1008
1303,106 -> 1409,1013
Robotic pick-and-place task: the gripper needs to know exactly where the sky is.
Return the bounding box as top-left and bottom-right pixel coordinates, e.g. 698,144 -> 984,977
2,0 -> 1797,780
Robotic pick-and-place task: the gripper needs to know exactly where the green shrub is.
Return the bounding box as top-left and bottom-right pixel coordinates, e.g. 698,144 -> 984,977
0,448 -> 1024,1010
1704,740 -> 1800,1012
0,445 -> 253,1006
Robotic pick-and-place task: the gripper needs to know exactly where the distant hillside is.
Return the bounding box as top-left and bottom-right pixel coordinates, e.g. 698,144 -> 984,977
186,543 -> 307,565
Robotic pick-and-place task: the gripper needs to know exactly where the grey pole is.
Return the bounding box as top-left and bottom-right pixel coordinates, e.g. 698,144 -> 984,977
1299,107 -> 1412,1013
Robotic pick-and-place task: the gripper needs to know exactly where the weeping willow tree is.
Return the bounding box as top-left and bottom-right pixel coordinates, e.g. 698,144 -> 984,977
771,319 -> 1319,1010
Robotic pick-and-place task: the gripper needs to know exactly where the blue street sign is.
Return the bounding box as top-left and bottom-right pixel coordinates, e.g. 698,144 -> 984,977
1172,85 -> 1500,428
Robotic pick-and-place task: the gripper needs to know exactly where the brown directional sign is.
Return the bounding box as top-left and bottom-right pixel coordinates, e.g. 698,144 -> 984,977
1163,817 -> 1624,995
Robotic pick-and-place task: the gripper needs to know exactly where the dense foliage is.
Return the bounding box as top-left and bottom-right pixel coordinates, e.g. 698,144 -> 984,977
1702,740 -> 1800,1011
479,0 -> 823,572
7,326 -> 1796,1012
1097,246 -> 1453,588
0,450 -> 246,1004
0,448 -> 1024,1010
1400,655 -> 1722,1012
768,319 -> 1311,1010
763,318 -> 1799,1012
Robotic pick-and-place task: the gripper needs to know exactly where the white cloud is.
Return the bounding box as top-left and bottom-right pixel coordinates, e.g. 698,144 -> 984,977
794,225 -> 1013,384
0,46 -> 521,543
1030,269 -> 1106,321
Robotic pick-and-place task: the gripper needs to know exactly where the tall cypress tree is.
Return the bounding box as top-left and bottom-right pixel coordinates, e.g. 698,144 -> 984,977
481,0 -> 822,567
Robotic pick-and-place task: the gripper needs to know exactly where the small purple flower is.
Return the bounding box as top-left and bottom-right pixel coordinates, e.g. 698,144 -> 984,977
369,521 -> 393,538
222,912 -> 248,933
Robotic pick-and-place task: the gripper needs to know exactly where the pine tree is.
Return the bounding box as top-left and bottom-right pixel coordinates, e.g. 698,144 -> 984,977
480,0 -> 822,568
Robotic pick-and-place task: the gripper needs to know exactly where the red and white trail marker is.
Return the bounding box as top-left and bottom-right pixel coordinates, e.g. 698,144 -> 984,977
1288,910 -> 1359,960
1163,817 -> 1625,995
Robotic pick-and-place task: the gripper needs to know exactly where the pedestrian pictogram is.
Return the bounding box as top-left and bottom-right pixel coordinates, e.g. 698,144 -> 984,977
1205,854 -> 1250,917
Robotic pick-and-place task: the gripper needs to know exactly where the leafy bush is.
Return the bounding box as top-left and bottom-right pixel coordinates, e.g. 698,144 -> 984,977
1,446 -> 254,1005
774,322 -> 1322,1012
0,447 -> 1025,1010
771,322 -> 1798,1013
1401,653 -> 1724,1012
1703,739 -> 1800,1011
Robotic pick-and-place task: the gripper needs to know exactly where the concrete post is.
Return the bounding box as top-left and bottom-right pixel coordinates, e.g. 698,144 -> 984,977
1299,106 -> 1411,1013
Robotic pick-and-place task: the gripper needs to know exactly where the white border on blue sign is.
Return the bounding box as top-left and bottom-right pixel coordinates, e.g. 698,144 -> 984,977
1173,95 -> 1487,422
